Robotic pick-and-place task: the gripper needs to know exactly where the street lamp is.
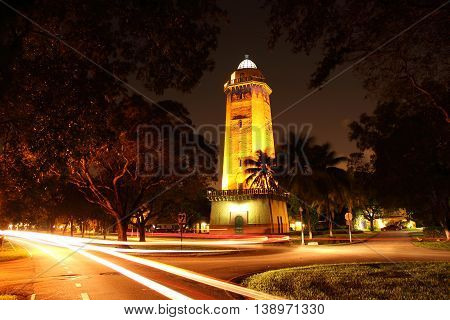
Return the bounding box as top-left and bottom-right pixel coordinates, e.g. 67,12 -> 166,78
299,207 -> 305,245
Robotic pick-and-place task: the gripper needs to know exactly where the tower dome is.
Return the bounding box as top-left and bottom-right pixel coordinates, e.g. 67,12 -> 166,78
237,54 -> 257,69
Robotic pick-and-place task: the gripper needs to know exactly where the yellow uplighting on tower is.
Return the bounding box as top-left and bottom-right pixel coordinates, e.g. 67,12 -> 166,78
221,55 -> 275,190
208,55 -> 289,235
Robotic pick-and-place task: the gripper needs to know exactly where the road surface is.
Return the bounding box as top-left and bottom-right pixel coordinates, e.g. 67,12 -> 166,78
0,231 -> 448,300
151,231 -> 450,281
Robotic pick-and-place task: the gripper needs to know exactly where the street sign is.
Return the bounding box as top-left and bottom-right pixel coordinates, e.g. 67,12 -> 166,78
345,212 -> 353,221
177,213 -> 187,225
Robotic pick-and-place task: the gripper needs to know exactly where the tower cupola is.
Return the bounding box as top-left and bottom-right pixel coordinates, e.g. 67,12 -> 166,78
237,55 -> 257,69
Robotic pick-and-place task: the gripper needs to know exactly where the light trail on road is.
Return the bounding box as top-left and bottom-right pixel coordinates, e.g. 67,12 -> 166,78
1,231 -> 287,246
1,230 -> 281,300
1,231 -> 245,253
42,235 -> 281,246
6,235 -> 192,300
83,243 -> 282,300
105,248 -> 236,254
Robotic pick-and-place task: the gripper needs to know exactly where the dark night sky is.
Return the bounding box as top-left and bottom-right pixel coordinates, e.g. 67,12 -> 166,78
147,0 -> 376,158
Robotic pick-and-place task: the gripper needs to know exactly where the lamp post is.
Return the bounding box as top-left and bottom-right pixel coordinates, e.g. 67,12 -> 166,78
299,207 -> 305,245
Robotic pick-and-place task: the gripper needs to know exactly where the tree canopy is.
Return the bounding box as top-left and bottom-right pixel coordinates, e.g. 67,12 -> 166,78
349,100 -> 449,237
264,0 -> 449,121
0,1 -> 222,239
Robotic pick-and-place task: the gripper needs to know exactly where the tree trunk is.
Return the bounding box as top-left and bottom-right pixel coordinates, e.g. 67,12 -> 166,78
70,216 -> 74,237
328,217 -> 333,237
370,216 -> 374,231
440,217 -> 450,241
48,218 -> 55,233
306,207 -> 313,239
81,221 -> 85,238
116,217 -> 129,241
103,218 -> 107,240
138,223 -> 146,242
327,198 -> 333,237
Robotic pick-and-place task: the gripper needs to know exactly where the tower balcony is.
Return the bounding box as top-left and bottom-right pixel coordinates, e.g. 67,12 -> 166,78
207,188 -> 289,202
224,75 -> 266,88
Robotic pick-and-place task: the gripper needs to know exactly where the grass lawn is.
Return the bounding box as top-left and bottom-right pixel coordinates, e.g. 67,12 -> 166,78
412,241 -> 450,250
408,230 -> 450,251
243,262 -> 449,299
0,239 -> 30,262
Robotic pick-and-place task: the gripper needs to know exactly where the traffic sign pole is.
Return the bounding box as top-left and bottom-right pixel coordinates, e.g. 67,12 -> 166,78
345,212 -> 353,243
180,224 -> 183,250
177,212 -> 187,251
349,221 -> 352,243
299,207 -> 305,246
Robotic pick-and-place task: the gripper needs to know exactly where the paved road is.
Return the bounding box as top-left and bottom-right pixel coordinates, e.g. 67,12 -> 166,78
0,231 -> 448,300
151,231 -> 450,281
0,238 -> 244,300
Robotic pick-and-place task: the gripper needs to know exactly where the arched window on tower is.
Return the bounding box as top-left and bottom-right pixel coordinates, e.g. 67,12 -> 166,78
238,120 -> 242,128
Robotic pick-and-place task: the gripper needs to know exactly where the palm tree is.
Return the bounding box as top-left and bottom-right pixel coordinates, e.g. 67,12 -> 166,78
244,150 -> 279,190
281,133 -> 348,237
244,150 -> 279,233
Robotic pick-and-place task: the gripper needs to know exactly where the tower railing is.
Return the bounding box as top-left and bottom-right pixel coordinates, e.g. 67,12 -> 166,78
226,75 -> 266,86
207,188 -> 289,201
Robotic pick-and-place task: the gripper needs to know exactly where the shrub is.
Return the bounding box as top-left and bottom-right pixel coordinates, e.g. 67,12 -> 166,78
423,227 -> 445,239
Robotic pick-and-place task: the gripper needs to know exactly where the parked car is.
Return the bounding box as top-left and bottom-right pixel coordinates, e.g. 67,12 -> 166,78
381,224 -> 402,231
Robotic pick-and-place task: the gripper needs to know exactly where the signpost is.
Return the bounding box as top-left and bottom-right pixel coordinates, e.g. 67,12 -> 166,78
177,212 -> 187,250
299,207 -> 305,246
345,212 -> 353,243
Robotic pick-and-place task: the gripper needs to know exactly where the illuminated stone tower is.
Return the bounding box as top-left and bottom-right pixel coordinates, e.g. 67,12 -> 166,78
221,55 -> 275,190
208,56 -> 289,235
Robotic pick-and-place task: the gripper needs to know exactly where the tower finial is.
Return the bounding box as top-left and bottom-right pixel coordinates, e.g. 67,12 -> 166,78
244,54 -> 249,59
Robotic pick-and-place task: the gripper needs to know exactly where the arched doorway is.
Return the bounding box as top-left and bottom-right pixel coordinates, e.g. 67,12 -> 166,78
234,216 -> 244,234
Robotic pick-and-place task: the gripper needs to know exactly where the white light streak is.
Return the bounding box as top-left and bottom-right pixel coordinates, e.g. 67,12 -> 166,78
2,231 -> 282,299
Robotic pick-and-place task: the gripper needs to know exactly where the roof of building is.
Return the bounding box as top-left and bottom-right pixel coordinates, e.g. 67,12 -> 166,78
237,54 -> 257,69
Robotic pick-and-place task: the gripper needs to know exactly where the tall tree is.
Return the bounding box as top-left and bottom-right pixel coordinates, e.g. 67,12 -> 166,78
57,184 -> 105,237
349,100 -> 449,239
264,0 -> 449,122
67,98 -> 216,241
244,150 -> 280,233
1,0 -> 224,167
0,2 -> 223,236
0,1 -> 223,176
280,133 -> 347,236
347,152 -> 383,231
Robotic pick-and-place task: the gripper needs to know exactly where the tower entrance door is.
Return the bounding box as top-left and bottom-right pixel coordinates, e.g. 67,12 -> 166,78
234,215 -> 244,234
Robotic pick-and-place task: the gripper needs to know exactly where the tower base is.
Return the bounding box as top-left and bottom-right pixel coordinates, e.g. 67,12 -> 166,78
207,189 -> 289,235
